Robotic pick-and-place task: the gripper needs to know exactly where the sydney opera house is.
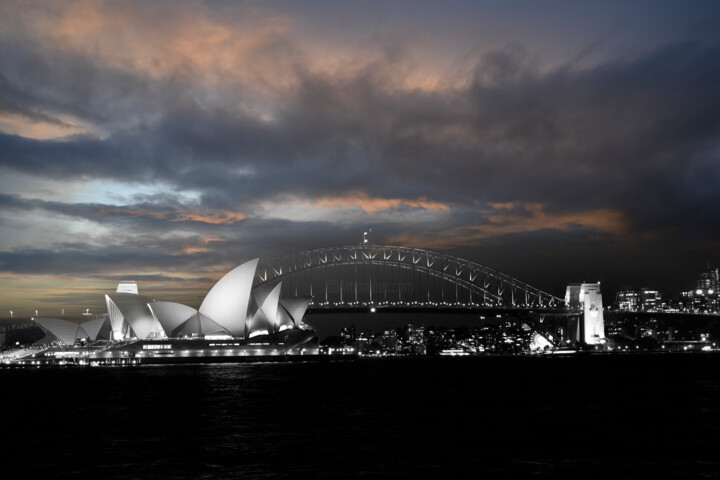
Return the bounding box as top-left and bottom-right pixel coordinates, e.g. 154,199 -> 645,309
6,259 -> 318,365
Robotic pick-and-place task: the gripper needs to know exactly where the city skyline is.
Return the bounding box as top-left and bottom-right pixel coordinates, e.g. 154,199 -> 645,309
1,0 -> 720,314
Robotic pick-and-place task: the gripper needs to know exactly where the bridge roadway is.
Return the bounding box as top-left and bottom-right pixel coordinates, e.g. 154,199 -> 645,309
307,304 -> 577,316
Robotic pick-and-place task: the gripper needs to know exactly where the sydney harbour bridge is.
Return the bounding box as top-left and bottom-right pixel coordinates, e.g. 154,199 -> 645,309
252,243 -> 596,347
255,244 -> 562,309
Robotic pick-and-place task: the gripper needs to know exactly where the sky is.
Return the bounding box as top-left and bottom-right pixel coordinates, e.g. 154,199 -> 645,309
1,0 -> 720,316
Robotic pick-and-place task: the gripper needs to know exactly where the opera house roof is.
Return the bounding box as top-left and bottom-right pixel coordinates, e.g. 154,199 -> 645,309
103,258 -> 311,341
35,317 -> 106,345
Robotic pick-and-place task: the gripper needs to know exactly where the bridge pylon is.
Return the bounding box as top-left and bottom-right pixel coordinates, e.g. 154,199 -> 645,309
565,282 -> 606,346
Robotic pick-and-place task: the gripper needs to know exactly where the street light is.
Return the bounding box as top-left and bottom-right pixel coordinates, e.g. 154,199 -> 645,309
363,228 -> 372,244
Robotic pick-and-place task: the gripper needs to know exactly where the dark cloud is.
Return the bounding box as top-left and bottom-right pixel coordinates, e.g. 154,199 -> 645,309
1,1 -> 719,312
2,39 -> 718,215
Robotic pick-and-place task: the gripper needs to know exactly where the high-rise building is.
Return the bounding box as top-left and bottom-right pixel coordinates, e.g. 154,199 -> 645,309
697,267 -> 719,292
616,289 -> 639,311
406,324 -> 426,355
639,288 -> 661,312
683,266 -> 720,313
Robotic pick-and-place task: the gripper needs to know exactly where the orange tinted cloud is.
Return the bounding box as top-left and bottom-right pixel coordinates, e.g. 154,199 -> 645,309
20,0 -> 295,91
313,191 -> 450,213
389,202 -> 627,249
0,0 -> 465,143
174,212 -> 245,224
10,1 -> 458,97
95,206 -> 245,224
182,236 -> 226,255
0,111 -> 93,140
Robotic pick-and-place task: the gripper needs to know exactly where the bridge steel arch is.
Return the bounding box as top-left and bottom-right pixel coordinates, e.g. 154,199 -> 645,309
254,245 -> 563,309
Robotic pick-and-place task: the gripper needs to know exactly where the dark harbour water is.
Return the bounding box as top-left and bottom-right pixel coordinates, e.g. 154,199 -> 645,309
1,354 -> 719,479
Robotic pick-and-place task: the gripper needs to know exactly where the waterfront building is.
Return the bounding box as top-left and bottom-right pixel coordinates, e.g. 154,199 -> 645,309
4,258 -> 319,364
104,258 -> 313,342
379,329 -> 399,354
341,325 -> 356,343
406,324 -> 426,355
